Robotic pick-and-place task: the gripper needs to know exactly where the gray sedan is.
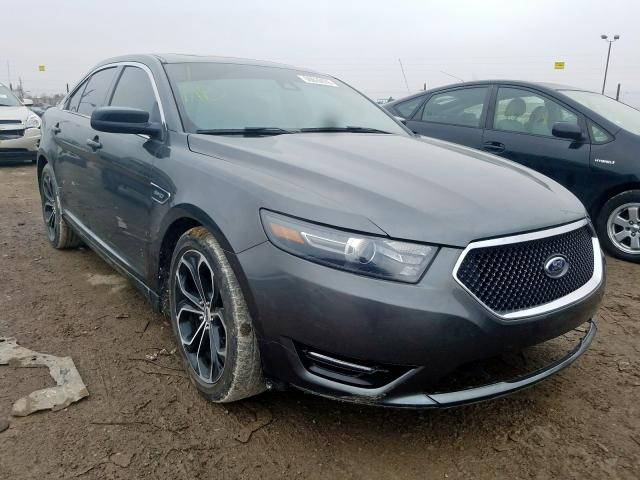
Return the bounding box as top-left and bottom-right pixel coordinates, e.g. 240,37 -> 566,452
37,54 -> 604,407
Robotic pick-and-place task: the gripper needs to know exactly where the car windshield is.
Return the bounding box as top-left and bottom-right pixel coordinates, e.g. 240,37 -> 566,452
561,90 -> 640,135
165,62 -> 407,135
0,85 -> 21,107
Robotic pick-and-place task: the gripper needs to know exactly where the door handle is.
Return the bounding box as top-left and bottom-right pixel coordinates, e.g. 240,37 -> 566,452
86,137 -> 102,150
482,141 -> 505,153
52,123 -> 61,134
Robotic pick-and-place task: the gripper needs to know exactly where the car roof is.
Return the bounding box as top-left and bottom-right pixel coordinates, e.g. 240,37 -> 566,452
94,53 -> 318,74
387,80 -> 598,106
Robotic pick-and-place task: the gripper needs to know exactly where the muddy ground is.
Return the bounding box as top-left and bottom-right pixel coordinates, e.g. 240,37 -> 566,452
0,162 -> 638,480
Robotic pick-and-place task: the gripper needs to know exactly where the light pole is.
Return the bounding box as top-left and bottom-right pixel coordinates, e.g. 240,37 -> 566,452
601,34 -> 620,95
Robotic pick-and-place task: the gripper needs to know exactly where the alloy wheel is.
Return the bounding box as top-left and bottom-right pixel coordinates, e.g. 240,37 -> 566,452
174,249 -> 227,384
41,172 -> 57,242
607,203 -> 640,255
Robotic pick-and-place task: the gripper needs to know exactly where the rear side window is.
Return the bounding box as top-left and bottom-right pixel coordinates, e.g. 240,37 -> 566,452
394,96 -> 424,119
77,67 -> 117,116
421,87 -> 488,127
109,67 -> 160,121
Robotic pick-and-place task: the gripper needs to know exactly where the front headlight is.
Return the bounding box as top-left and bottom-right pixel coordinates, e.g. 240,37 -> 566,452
25,113 -> 41,129
261,210 -> 438,283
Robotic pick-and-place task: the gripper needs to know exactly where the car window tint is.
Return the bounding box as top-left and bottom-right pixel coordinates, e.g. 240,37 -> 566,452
395,96 -> 424,118
77,67 -> 117,116
67,80 -> 88,112
421,87 -> 488,127
110,67 -> 160,122
494,87 -> 578,136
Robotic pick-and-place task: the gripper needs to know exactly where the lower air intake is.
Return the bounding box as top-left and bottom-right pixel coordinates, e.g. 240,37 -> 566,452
296,344 -> 408,388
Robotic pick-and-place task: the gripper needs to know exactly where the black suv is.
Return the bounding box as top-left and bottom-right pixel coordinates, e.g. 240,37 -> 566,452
37,56 -> 604,407
385,81 -> 640,263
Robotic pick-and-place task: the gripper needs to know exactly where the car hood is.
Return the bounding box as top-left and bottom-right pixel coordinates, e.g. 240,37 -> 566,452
0,106 -> 30,124
188,133 -> 586,247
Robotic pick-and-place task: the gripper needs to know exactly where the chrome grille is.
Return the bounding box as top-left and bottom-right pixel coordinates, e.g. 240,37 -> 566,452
454,220 -> 600,319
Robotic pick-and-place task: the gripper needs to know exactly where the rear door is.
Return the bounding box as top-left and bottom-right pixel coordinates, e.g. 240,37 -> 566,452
54,67 -> 118,227
405,86 -> 491,149
53,78 -> 89,218
482,86 -> 593,204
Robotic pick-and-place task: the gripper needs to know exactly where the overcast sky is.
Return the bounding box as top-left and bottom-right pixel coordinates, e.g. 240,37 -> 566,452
3,0 -> 639,103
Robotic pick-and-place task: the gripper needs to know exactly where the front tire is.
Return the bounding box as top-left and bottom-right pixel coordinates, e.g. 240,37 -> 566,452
169,227 -> 265,402
39,163 -> 82,249
596,190 -> 640,263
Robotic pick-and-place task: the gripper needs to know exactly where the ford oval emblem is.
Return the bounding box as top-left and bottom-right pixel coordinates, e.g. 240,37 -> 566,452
544,255 -> 569,278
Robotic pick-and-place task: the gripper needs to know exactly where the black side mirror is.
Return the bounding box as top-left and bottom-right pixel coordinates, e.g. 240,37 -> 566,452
91,107 -> 163,138
552,121 -> 583,141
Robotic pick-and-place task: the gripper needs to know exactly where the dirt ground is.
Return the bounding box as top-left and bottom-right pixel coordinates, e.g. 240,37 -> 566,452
0,162 -> 638,480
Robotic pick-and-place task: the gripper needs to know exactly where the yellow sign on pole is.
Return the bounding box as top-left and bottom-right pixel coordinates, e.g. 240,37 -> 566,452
38,65 -> 45,72
554,61 -> 565,70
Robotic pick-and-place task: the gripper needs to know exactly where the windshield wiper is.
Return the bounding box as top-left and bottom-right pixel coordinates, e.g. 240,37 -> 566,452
300,126 -> 392,134
196,127 -> 294,136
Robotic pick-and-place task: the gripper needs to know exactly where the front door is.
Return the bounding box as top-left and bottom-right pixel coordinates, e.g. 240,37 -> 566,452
88,65 -> 164,277
482,86 -> 592,204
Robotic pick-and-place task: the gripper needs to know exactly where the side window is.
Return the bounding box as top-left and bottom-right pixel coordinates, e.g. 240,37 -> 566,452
421,87 -> 488,127
77,67 -> 117,116
493,87 -> 579,136
589,121 -> 612,144
394,96 -> 424,119
109,67 -> 160,122
66,80 -> 88,113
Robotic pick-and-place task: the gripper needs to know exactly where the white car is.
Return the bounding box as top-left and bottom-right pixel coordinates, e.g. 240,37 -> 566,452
0,83 -> 41,162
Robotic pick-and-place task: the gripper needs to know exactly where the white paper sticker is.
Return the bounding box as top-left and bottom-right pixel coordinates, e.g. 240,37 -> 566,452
0,94 -> 7,99
297,75 -> 338,87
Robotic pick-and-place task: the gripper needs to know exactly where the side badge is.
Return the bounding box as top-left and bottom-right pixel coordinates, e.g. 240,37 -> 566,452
151,183 -> 171,205
594,158 -> 615,166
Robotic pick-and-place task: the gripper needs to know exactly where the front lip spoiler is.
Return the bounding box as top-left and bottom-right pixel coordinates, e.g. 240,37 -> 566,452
424,319 -> 597,408
296,319 -> 598,409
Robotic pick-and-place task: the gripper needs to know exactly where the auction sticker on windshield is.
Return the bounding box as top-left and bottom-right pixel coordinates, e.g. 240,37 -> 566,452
297,75 -> 338,87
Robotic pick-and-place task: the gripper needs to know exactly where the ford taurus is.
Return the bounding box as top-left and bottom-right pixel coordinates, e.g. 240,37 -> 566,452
37,55 -> 604,407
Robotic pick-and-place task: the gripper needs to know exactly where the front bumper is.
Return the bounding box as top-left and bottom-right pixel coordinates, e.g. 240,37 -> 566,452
235,241 -> 605,408
0,128 -> 40,160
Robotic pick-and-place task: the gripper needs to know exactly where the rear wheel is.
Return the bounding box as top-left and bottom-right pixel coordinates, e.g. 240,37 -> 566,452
39,163 -> 82,249
169,227 -> 265,402
596,190 -> 640,263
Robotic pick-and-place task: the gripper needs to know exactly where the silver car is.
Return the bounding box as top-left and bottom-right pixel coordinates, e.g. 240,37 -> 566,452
0,83 -> 41,162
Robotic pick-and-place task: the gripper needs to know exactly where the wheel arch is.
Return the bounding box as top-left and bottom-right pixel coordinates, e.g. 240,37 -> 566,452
153,204 -> 259,318
588,181 -> 640,219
